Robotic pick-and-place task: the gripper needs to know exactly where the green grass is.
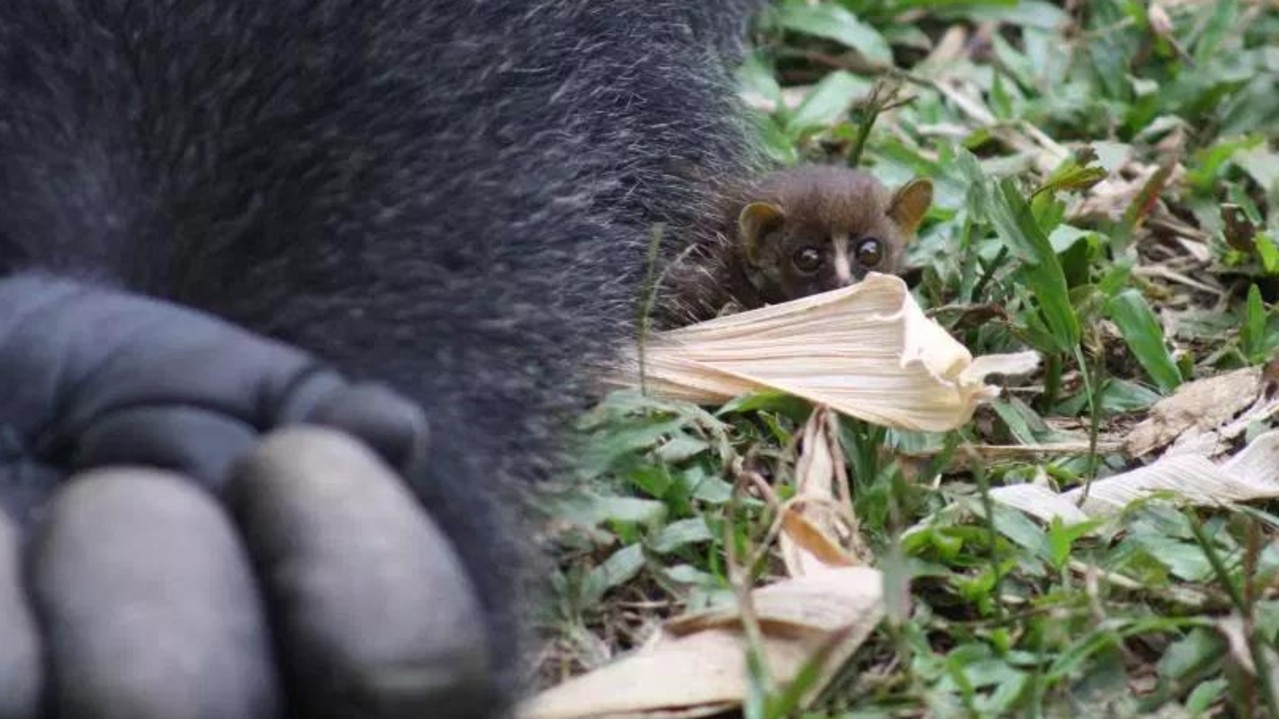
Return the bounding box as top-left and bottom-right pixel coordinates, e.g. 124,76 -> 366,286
538,1 -> 1279,716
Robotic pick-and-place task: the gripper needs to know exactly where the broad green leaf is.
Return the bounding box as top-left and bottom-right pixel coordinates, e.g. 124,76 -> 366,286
772,4 -> 892,64
575,417 -> 686,478
755,114 -> 800,165
735,51 -> 783,109
787,71 -> 873,134
958,153 -> 1078,354
1099,378 -> 1162,413
1237,145 -> 1279,195
627,464 -> 674,499
1105,289 -> 1182,394
957,1 -> 1068,29
990,399 -> 1041,445
583,544 -> 646,605
654,434 -> 710,463
1157,628 -> 1224,682
649,517 -> 714,554
1186,680 -> 1229,713
718,390 -> 812,422
682,465 -> 735,505
551,491 -> 667,528
990,72 -> 1013,120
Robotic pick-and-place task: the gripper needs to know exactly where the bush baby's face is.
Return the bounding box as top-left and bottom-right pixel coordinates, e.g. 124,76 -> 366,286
737,168 -> 932,304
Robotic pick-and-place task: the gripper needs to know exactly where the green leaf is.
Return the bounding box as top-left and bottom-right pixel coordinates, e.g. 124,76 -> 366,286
654,434 -> 710,463
718,390 -> 812,423
649,517 -> 714,554
583,544 -> 646,605
1046,517 -> 1102,569
990,72 -> 1013,120
1157,628 -> 1224,682
990,504 -> 1050,559
1100,378 -> 1163,413
956,1 -> 1069,30
786,71 -> 873,134
682,465 -> 734,505
1192,0 -> 1239,65
981,172 -> 1080,352
1186,135 -> 1262,191
990,399 -> 1041,445
1242,283 -> 1271,363
575,417 -> 685,477
1259,233 -> 1279,275
1186,679 -> 1229,713
627,464 -> 674,499
551,491 -> 667,528
659,564 -> 716,587
1105,289 -> 1183,394
1038,150 -> 1109,196
1237,145 -> 1279,195
735,51 -> 783,109
771,4 -> 892,64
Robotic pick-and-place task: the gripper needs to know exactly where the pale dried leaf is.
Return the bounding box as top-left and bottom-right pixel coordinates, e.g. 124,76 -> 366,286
781,409 -> 869,575
987,482 -> 1091,525
1216,612 -> 1279,694
520,568 -> 885,719
780,511 -> 858,570
1219,614 -> 1257,675
1125,367 -> 1267,457
987,430 -> 1279,525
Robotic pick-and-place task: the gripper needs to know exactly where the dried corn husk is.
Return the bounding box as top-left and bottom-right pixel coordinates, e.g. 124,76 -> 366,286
610,273 -> 1039,432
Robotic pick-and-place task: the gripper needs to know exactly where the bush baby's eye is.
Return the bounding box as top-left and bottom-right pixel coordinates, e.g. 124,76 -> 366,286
856,238 -> 884,267
791,246 -> 823,273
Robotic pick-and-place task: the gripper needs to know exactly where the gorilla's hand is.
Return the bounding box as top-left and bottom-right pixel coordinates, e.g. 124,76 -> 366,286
0,274 -> 496,719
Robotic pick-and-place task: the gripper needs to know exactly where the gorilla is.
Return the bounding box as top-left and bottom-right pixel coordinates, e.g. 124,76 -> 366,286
0,1 -> 763,716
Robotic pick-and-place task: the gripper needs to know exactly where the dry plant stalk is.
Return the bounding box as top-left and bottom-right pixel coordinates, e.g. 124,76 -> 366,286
609,273 -> 1039,432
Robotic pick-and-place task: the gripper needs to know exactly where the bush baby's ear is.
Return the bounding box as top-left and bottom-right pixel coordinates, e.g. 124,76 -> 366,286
887,178 -> 933,237
737,201 -> 784,266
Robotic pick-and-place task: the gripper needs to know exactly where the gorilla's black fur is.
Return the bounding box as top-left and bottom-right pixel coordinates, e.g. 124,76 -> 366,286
0,1 -> 763,715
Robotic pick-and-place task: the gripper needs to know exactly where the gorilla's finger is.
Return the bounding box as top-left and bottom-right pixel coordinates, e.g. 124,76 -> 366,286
70,408 -> 257,490
0,514 -> 40,719
299,382 -> 431,473
29,469 -> 277,719
228,428 -> 494,719
0,458 -> 61,528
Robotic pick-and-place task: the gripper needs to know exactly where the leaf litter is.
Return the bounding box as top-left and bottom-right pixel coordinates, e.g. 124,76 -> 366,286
539,1 -> 1279,716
